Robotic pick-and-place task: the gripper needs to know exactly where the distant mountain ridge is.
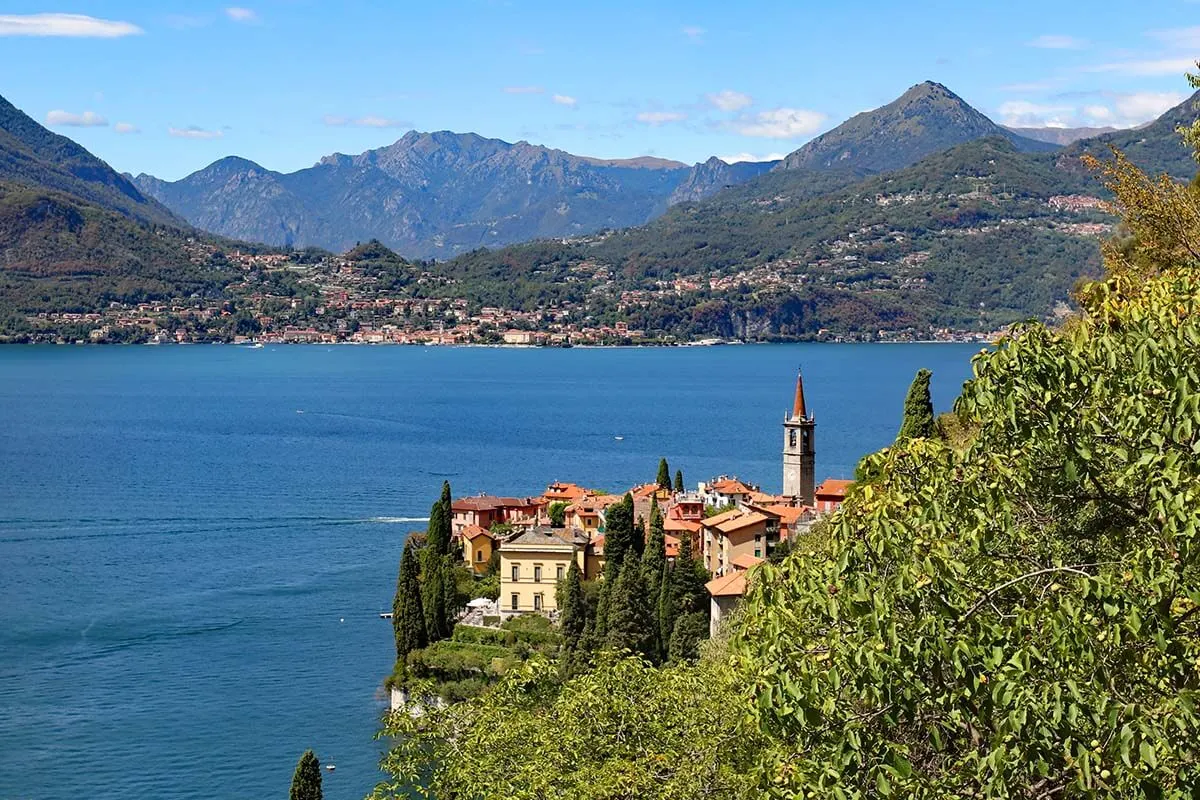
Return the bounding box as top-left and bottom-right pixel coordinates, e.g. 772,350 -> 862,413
667,157 -> 779,205
134,132 -> 703,258
1003,125 -> 1119,146
775,82 -> 1057,174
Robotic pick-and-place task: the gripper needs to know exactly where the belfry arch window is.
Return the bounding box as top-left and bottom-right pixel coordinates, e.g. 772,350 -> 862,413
789,428 -> 796,448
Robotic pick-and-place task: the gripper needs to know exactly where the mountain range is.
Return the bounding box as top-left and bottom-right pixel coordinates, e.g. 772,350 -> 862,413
2,79 -> 1198,340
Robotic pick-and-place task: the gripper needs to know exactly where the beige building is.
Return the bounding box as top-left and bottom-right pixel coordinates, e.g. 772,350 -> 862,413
498,527 -> 591,616
702,509 -> 776,576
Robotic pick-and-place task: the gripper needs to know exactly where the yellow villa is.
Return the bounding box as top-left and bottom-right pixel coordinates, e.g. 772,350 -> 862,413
461,525 -> 496,575
498,526 -> 592,616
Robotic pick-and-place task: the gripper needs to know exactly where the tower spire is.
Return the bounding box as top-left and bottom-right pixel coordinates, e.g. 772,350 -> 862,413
791,367 -> 807,420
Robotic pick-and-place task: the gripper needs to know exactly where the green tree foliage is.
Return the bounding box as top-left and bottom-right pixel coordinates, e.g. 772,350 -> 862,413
372,654 -> 764,800
557,560 -> 587,674
657,458 -> 672,490
674,469 -> 685,494
601,493 -> 636,575
643,499 -> 667,658
670,532 -> 709,620
733,132 -> 1200,796
657,564 -> 676,659
289,750 -> 322,800
896,367 -> 936,441
392,540 -> 427,666
667,611 -> 708,664
547,501 -> 567,528
426,482 -> 453,556
604,562 -> 656,659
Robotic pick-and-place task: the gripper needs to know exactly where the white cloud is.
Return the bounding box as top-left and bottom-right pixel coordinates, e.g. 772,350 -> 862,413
169,126 -> 223,139
1112,91 -> 1185,121
323,115 -> 408,128
734,107 -> 826,138
1147,25 -> 1200,50
114,122 -> 139,134
355,115 -> 407,128
997,100 -> 1074,127
681,25 -> 704,42
0,13 -> 142,37
1027,34 -> 1085,49
552,94 -> 577,107
706,90 -> 753,112
503,86 -> 544,94
225,7 -> 258,22
45,110 -> 108,127
636,111 -> 687,125
1084,57 -> 1196,76
1083,105 -> 1112,121
719,152 -> 785,164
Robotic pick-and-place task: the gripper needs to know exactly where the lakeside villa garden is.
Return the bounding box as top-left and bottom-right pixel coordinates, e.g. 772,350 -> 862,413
360,76 -> 1200,800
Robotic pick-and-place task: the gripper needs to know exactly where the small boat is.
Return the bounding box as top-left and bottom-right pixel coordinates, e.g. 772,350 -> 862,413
325,764 -> 336,771
614,436 -> 624,441
379,612 -> 393,619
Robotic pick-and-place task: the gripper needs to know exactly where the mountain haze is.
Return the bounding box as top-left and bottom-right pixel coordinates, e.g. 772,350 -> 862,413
1003,125 -> 1119,146
134,132 -> 703,258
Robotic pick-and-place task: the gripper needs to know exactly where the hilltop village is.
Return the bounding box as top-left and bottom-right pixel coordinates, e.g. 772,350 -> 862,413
388,372 -> 854,704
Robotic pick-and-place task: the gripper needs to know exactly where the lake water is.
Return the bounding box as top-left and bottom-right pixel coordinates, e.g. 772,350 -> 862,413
0,343 -> 980,800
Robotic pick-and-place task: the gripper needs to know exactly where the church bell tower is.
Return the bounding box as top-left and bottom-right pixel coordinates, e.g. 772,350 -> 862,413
783,369 -> 816,505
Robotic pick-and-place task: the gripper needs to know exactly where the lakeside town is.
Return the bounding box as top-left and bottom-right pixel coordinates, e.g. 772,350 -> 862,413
14,232 -> 1024,346
386,370 -> 854,711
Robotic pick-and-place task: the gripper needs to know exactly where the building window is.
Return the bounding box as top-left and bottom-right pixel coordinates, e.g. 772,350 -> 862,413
534,566 -> 542,583
534,594 -> 543,611
476,550 -> 484,562
789,428 -> 796,448
510,593 -> 519,611
755,549 -> 762,558
556,565 -> 565,581
511,565 -> 519,582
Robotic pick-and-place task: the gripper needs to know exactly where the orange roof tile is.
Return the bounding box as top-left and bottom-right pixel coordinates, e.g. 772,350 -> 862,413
705,571 -> 747,598
731,553 -> 765,570
663,517 -> 701,533
758,504 -> 811,524
462,524 -> 494,541
664,534 -> 680,558
815,479 -> 854,498
713,511 -> 769,535
711,478 -> 756,494
703,508 -> 743,528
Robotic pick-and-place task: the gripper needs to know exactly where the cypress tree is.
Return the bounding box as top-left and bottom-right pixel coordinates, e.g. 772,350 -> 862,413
420,547 -> 449,642
897,368 -> 936,441
670,531 -> 710,624
602,493 -> 635,572
393,539 -> 427,665
604,561 -> 655,659
667,610 -> 708,663
642,500 -> 666,657
441,553 -> 460,635
427,482 -> 453,556
558,560 -> 586,654
657,563 -> 676,656
674,469 -> 684,494
656,458 -> 672,491
289,749 -> 323,800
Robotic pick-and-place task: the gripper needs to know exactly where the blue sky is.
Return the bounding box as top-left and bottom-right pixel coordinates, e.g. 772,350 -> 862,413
1,1 -> 1198,180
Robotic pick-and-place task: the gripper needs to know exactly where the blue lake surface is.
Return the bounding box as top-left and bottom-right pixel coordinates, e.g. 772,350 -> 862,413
0,343 -> 980,800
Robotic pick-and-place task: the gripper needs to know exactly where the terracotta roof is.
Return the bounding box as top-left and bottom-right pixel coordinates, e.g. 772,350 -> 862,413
711,478 -> 756,494
815,479 -> 854,498
791,370 -> 808,419
757,504 -> 811,525
663,516 -> 701,533
544,482 -> 588,501
703,508 -> 743,528
706,571 -> 747,598
731,553 -> 765,571
462,524 -> 494,541
749,491 -> 785,504
451,495 -> 535,512
712,511 -> 770,535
